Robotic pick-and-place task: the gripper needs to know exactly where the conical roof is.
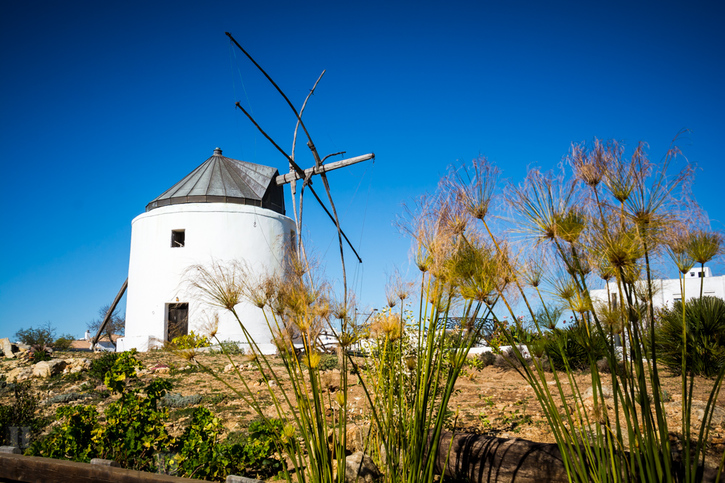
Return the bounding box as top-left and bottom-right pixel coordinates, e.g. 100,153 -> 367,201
145,148 -> 285,215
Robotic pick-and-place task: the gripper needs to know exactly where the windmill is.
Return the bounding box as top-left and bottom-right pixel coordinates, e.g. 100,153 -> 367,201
94,35 -> 373,351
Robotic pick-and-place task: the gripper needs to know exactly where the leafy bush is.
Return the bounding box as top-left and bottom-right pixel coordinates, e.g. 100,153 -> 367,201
170,331 -> 210,350
28,351 -> 173,471
27,351 -> 282,480
657,296 -> 725,377
231,418 -> 285,479
171,410 -> 283,480
27,405 -> 98,461
88,352 -> 121,382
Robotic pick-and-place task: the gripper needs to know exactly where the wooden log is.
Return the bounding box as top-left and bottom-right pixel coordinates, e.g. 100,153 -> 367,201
0,453 -> 198,483
435,432 -> 569,483
434,432 -> 725,483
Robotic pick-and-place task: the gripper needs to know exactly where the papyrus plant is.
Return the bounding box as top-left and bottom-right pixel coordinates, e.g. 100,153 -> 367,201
360,166 -> 505,483
183,258 -> 352,483
451,139 -> 725,482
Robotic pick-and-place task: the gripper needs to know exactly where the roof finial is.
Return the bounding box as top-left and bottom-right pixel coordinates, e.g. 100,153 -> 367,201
213,147 -> 222,156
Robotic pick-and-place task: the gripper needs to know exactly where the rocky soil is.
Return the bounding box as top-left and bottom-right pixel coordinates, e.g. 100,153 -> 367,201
2,349 -> 725,471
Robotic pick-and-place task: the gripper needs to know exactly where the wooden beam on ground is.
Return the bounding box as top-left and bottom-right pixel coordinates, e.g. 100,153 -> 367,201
0,453 -> 199,483
91,278 -> 128,348
275,153 -> 375,186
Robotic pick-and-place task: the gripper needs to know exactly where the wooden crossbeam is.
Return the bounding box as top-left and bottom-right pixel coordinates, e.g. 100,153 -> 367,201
275,153 -> 374,186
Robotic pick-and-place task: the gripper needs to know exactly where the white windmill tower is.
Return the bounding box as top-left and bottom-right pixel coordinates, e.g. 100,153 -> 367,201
117,148 -> 295,353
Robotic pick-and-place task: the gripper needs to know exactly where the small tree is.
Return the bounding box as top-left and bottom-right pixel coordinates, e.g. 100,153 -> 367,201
15,322 -> 56,348
87,305 -> 125,348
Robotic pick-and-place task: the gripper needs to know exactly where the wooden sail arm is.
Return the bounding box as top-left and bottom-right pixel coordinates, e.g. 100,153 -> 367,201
276,153 -> 374,186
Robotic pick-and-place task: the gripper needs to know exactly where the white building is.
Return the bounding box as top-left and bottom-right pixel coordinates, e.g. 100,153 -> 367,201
589,266 -> 725,310
117,148 -> 295,353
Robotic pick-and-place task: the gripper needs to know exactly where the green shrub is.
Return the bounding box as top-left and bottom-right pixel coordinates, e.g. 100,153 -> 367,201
28,350 -> 173,471
31,349 -> 52,363
0,382 -> 46,448
26,405 -> 98,461
318,354 -> 338,372
88,352 -> 120,382
657,296 -> 725,377
467,351 -> 495,370
211,340 -> 246,355
544,323 -> 608,371
52,334 -> 76,351
171,411 -> 284,480
170,331 -> 210,350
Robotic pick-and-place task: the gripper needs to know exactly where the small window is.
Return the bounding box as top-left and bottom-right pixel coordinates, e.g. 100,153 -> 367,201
171,230 -> 185,248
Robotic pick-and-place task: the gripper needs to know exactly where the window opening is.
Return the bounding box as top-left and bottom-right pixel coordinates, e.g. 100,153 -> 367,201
171,230 -> 185,248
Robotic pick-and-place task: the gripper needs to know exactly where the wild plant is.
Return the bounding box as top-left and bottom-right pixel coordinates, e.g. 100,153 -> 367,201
184,259 -> 349,483
450,138 -> 725,482
359,171 -> 506,483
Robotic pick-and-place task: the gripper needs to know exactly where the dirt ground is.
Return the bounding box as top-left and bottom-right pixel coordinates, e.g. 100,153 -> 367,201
3,350 -> 725,467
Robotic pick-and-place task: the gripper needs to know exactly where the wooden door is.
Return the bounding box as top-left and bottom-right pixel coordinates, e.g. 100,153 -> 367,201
167,303 -> 188,341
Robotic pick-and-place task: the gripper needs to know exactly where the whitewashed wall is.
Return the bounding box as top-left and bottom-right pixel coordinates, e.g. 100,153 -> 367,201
590,267 -> 725,310
118,203 -> 295,354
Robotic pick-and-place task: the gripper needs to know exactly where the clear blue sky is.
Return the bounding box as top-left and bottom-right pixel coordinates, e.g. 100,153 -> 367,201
1,0 -> 724,339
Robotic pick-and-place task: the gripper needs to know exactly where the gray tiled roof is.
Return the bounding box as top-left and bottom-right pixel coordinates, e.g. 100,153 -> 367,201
145,148 -> 285,214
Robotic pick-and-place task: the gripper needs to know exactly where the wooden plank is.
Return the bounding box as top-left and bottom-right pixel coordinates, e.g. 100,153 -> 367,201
91,278 -> 128,348
275,153 -> 374,186
0,453 -> 199,483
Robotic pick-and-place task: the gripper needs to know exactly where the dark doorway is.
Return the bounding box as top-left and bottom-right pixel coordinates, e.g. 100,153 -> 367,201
166,303 -> 188,341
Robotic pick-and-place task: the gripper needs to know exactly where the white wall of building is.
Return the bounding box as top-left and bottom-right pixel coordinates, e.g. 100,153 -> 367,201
590,267 -> 725,310
118,203 -> 295,354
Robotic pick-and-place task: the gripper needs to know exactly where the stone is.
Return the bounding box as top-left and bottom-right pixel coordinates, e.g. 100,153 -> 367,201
1,338 -> 16,358
581,384 -> 613,400
226,476 -> 263,483
32,359 -> 67,378
224,363 -> 237,373
345,452 -> 381,483
6,367 -> 32,383
345,424 -> 371,453
63,358 -> 91,374
149,363 -> 170,374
